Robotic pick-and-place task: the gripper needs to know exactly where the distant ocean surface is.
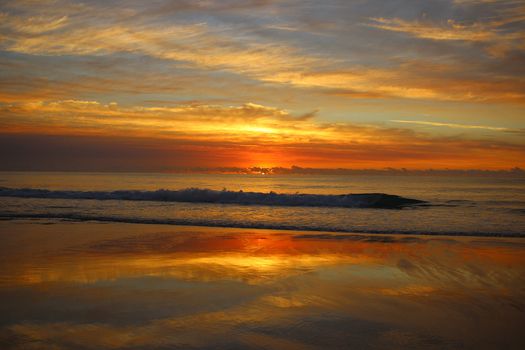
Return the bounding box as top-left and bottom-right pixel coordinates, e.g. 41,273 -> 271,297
1,171 -> 524,236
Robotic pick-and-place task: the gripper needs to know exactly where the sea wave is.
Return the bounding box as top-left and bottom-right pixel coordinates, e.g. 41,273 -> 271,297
0,213 -> 519,237
0,187 -> 426,209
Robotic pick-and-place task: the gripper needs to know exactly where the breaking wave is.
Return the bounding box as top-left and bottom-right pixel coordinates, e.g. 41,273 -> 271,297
0,187 -> 426,209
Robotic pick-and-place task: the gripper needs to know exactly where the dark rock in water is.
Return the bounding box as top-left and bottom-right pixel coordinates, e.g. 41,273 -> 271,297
348,193 -> 426,209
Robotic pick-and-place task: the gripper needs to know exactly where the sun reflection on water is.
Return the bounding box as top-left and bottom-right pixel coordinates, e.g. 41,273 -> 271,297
0,221 -> 524,349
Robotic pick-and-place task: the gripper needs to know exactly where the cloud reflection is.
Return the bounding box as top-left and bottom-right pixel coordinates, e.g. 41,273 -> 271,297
1,222 -> 524,349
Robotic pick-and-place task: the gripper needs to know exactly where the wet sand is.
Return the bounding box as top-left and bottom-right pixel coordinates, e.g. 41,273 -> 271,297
0,219 -> 524,349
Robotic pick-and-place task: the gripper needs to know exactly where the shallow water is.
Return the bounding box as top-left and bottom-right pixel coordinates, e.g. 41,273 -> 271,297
1,172 -> 524,236
0,220 -> 524,349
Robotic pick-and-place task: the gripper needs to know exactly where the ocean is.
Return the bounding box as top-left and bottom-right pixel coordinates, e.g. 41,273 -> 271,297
1,172 -> 524,349
1,171 -> 524,236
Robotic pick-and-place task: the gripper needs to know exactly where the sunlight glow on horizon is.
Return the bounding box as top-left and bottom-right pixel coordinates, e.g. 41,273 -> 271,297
0,0 -> 524,170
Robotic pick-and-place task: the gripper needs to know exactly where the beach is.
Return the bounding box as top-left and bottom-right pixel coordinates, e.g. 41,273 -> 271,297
1,219 -> 524,349
2,0 -> 524,348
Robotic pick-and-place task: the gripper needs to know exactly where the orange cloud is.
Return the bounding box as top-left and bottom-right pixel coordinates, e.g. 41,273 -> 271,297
2,2 -> 524,104
0,0 -> 523,171
1,99 -> 523,170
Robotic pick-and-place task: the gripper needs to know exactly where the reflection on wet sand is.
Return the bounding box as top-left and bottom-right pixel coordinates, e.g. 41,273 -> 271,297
0,220 -> 524,349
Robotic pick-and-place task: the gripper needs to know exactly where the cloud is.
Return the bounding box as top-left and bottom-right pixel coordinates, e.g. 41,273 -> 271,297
368,3 -> 525,57
1,0 -> 524,104
0,12 -> 68,34
1,99 -> 524,170
390,119 -> 520,132
0,13 -> 318,81
0,0 -> 523,172
4,26 -> 477,102
315,63 -> 525,103
369,17 -> 498,42
0,99 -> 321,143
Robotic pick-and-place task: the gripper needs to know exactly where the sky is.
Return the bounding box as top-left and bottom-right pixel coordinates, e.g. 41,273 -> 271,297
1,0 -> 524,171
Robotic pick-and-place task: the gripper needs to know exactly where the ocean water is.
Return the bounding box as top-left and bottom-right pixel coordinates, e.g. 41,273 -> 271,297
1,173 -> 525,349
1,171 -> 524,236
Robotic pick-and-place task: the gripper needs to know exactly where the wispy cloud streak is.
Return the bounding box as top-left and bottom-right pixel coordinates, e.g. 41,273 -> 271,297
390,120 -> 520,132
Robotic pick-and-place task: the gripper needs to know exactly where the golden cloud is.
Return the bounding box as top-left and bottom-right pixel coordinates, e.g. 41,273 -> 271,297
368,11 -> 525,57
1,99 -> 524,169
2,2 -> 524,104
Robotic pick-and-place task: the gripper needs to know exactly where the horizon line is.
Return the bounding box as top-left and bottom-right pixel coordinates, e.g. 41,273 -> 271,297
1,166 -> 523,176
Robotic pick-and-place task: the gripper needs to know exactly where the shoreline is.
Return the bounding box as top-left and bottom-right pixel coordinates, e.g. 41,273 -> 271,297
2,217 -> 525,240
